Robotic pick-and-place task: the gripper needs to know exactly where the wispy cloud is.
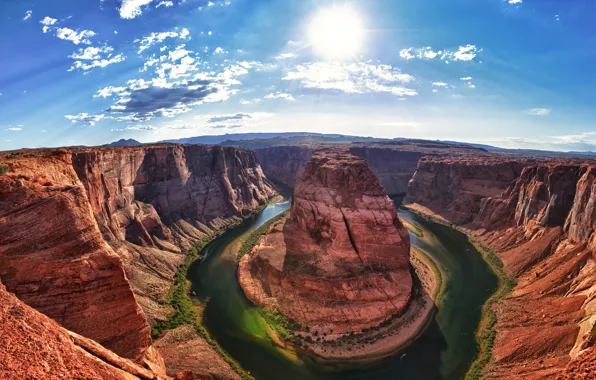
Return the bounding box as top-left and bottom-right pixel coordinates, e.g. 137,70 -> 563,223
400,44 -> 481,62
23,10 -> 32,21
56,27 -> 96,45
111,125 -> 157,131
135,29 -> 190,54
207,113 -> 252,123
525,108 -> 551,116
65,113 -> 105,126
68,46 -> 125,72
432,82 -> 448,87
509,0 -> 522,4
4,127 -> 22,131
283,62 -> 417,97
264,92 -> 295,101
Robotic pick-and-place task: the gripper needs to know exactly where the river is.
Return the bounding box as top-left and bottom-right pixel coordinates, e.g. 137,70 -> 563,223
188,199 -> 498,380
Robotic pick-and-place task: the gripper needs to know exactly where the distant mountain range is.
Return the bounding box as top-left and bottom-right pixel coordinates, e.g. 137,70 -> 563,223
104,132 -> 596,159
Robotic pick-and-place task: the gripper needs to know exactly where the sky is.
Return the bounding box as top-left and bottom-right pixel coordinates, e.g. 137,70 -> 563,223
1,0 -> 596,152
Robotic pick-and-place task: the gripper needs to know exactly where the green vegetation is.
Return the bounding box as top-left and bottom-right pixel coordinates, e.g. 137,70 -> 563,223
403,206 -> 516,380
237,210 -> 289,262
150,197 -> 283,380
0,164 -> 9,175
465,239 -> 516,380
257,308 -> 301,344
412,249 -> 443,302
403,219 -> 424,238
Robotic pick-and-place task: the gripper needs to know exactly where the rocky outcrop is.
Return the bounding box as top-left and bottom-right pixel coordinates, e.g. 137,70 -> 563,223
0,153 -> 153,362
154,326 -> 241,380
71,144 -> 275,322
405,156 -> 596,378
0,144 -> 274,375
406,157 -> 532,224
255,142 -> 490,197
0,277 -> 168,379
239,150 -> 412,337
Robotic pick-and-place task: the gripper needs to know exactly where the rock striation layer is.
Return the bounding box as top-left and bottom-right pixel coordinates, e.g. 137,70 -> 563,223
70,144 -> 275,323
0,279 -> 168,379
0,144 -> 274,376
406,156 -> 596,378
239,150 -> 412,335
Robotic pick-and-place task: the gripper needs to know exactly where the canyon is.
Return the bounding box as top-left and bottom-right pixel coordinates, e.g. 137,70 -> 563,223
2,138 -> 596,379
0,144 -> 274,379
238,149 -> 434,360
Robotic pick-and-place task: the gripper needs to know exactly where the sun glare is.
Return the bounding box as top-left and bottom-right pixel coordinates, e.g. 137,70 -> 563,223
308,5 -> 365,60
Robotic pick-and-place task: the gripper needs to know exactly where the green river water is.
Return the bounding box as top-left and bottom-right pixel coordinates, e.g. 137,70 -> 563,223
188,199 -> 498,380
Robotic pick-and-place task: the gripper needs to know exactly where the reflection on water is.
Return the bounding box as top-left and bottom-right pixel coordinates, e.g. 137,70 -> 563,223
188,198 -> 498,380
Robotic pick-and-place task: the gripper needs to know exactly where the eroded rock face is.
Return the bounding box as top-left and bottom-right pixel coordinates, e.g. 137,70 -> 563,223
0,144 -> 274,375
0,276 -> 168,379
406,156 -> 596,378
240,150 -> 412,334
0,153 -> 152,362
71,144 -> 275,322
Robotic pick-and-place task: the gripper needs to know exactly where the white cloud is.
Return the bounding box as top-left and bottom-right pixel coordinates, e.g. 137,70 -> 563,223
264,92 -> 295,101
40,16 -> 57,25
120,0 -> 154,19
136,29 -> 189,54
283,61 -> 417,97
509,0 -> 522,4
65,113 -> 105,126
23,10 -> 32,21
70,46 -> 114,60
56,27 -> 96,45
239,98 -> 262,105
156,1 -> 173,8
112,125 -> 157,131
526,108 -> 551,116
5,127 -> 22,131
69,54 -> 125,72
432,89 -> 439,93
275,53 -> 297,60
213,47 -> 227,54
40,16 -> 57,33
432,82 -> 448,87
400,44 -> 481,62
460,76 -> 473,81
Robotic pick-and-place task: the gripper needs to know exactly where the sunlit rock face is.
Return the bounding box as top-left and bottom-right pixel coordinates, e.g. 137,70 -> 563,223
239,149 -> 412,334
406,156 -> 596,378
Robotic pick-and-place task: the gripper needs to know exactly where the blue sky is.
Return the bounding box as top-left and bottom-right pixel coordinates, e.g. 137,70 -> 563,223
1,0 -> 596,151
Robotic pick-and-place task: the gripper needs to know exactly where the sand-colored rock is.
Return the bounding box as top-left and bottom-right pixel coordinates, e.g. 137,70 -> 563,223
405,156 -> 596,377
239,150 -> 412,336
0,280 -> 168,379
154,325 -> 241,380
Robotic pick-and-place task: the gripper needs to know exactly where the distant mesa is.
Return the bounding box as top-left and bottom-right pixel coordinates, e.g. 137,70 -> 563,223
104,138 -> 143,147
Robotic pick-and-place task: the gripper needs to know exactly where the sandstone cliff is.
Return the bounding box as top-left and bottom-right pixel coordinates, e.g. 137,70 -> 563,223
0,144 -> 274,376
0,280 -> 168,379
239,150 -> 413,337
406,157 -> 596,378
255,142 -> 489,196
0,152 -> 153,362
71,144 -> 275,322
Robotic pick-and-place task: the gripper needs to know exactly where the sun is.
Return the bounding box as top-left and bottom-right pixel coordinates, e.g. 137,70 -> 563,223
308,4 -> 365,60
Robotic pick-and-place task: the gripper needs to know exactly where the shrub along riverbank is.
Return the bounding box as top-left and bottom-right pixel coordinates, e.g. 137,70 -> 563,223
151,199 -> 282,380
402,206 -> 516,380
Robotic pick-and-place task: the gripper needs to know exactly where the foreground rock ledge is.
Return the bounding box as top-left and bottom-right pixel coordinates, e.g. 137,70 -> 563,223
239,150 -> 431,359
